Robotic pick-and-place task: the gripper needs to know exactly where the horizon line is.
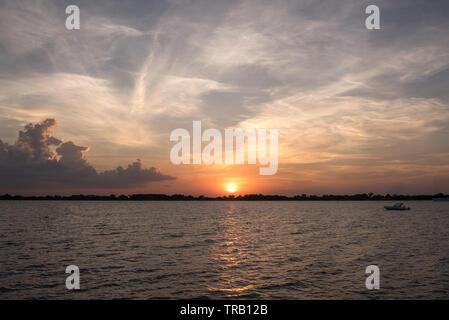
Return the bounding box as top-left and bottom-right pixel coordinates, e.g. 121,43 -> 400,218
1,193 -> 448,201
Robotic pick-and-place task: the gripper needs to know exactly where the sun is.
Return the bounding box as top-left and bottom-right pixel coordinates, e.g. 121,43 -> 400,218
226,183 -> 237,193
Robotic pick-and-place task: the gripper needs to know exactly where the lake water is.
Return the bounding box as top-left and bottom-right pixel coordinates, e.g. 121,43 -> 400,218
0,201 -> 448,299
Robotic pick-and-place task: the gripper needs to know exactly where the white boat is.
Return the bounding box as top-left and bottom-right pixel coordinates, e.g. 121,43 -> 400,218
384,203 -> 410,211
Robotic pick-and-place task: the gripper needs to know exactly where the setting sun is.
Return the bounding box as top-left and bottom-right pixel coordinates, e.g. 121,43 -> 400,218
226,184 -> 237,193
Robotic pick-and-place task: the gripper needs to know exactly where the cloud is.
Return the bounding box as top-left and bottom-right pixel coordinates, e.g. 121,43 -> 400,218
16,118 -> 61,160
0,118 -> 174,193
0,0 -> 448,194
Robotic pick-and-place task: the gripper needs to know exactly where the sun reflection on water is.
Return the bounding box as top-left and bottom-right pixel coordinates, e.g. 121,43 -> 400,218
207,203 -> 258,297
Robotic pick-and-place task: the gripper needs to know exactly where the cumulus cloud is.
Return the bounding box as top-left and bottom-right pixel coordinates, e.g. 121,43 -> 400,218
0,118 -> 174,192
15,118 -> 62,160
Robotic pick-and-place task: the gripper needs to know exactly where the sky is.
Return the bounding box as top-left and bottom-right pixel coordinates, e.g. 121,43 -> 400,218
0,0 -> 449,196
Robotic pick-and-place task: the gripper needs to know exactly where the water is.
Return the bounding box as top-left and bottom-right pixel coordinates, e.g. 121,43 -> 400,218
0,201 -> 448,299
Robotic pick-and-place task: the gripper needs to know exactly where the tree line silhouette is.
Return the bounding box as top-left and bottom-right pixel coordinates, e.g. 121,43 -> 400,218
0,193 -> 448,201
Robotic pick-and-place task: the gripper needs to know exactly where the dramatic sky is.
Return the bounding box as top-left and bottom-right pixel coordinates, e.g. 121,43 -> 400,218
1,0 -> 449,195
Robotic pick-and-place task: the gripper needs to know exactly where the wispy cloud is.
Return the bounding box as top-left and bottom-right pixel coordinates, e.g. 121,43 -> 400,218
0,0 -> 448,193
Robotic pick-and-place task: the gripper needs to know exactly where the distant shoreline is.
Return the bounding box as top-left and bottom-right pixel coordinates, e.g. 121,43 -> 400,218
1,193 -> 448,201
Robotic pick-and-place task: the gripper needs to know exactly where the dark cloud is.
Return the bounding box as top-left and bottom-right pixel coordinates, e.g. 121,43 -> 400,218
15,118 -> 61,160
0,118 -> 174,192
199,90 -> 264,127
404,66 -> 449,100
339,65 -> 449,102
